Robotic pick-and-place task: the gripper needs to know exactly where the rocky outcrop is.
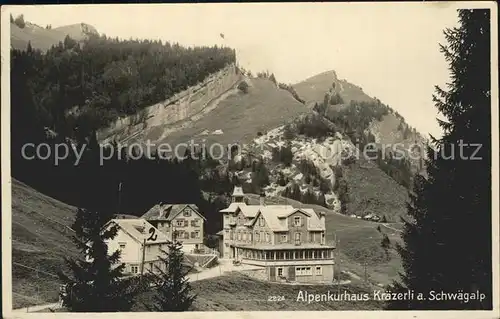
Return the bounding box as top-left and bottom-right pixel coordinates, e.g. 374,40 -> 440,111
98,64 -> 242,143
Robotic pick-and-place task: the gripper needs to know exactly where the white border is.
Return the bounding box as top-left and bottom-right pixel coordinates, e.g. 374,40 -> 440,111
1,2 -> 499,319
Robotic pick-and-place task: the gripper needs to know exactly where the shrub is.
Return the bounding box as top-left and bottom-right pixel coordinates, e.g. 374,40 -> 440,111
237,81 -> 249,93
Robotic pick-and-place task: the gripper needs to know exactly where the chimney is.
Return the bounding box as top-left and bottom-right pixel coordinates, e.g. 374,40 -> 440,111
259,191 -> 266,206
319,211 -> 326,227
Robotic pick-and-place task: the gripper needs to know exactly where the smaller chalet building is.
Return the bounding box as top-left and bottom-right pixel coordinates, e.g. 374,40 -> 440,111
142,203 -> 206,253
103,218 -> 169,275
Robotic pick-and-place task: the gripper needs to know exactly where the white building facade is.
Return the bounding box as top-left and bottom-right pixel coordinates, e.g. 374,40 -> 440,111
219,187 -> 336,283
103,218 -> 169,275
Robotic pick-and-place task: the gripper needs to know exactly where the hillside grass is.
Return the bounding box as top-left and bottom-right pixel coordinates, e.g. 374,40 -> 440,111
11,179 -> 79,308
157,78 -> 310,150
133,272 -> 384,311
345,160 -> 409,223
246,193 -> 403,287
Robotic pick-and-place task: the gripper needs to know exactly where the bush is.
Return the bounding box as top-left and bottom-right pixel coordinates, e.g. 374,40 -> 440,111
237,81 -> 249,93
14,14 -> 26,28
283,124 -> 296,140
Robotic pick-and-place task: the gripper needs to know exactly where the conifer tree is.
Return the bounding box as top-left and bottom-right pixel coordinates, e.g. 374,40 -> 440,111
387,9 -> 491,310
150,241 -> 196,311
58,208 -> 143,312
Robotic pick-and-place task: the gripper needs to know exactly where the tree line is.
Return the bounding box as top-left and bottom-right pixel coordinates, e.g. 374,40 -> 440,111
11,34 -> 235,141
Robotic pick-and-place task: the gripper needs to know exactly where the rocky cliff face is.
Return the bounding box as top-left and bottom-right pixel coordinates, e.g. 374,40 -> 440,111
98,64 -> 243,144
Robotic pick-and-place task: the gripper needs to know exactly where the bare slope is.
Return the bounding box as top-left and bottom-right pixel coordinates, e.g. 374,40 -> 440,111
155,78 -> 310,148
293,71 -> 373,108
11,179 -> 78,308
10,22 -> 97,51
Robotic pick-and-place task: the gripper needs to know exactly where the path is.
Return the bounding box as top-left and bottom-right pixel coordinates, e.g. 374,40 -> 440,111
11,302 -> 60,314
381,223 -> 403,233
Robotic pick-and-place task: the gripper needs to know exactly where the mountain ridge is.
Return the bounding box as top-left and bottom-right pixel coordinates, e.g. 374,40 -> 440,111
11,20 -> 98,51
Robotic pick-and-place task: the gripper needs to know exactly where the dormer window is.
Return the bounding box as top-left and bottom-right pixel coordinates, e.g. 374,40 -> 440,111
183,208 -> 192,217
259,217 -> 265,227
294,216 -> 302,226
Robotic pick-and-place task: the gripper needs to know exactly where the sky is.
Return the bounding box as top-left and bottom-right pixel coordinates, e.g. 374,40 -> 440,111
6,3 -> 464,138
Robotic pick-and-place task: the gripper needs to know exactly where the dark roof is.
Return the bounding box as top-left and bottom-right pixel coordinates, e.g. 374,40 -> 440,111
141,203 -> 205,221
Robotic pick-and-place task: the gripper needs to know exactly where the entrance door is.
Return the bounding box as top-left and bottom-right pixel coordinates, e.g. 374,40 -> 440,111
269,267 -> 276,281
288,266 -> 296,281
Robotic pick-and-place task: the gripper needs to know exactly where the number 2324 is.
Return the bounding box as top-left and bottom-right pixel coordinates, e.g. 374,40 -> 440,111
268,296 -> 285,302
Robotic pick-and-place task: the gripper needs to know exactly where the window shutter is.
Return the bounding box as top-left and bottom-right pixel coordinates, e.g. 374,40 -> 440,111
184,220 -> 188,227
191,232 -> 195,238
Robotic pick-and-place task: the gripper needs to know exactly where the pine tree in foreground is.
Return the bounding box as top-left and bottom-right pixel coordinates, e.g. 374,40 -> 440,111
387,9 -> 491,310
149,241 -> 197,311
58,208 -> 144,312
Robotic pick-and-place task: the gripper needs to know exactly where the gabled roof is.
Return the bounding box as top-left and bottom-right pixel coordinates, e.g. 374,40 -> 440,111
238,205 -> 261,218
250,207 -> 324,232
142,204 -> 206,221
220,202 -> 245,213
107,218 -> 169,245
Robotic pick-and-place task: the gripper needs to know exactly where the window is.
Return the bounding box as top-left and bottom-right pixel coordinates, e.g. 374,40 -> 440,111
176,220 -> 184,227
230,231 -> 234,240
131,266 -> 139,274
305,267 -> 312,275
193,231 -> 200,239
183,209 -> 192,217
295,267 -> 302,276
295,233 -> 301,245
237,232 -> 241,241
315,266 -> 322,275
265,233 -> 270,242
294,216 -> 301,226
191,219 -> 198,227
296,267 -> 312,276
255,232 -> 260,242
277,267 -> 284,277
243,232 -> 247,241
259,217 -> 265,227
321,232 -> 325,244
184,232 -> 190,239
281,234 -> 288,243
119,242 -> 126,249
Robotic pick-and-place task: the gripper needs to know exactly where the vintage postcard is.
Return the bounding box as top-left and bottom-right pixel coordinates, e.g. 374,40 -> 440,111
1,2 -> 498,319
